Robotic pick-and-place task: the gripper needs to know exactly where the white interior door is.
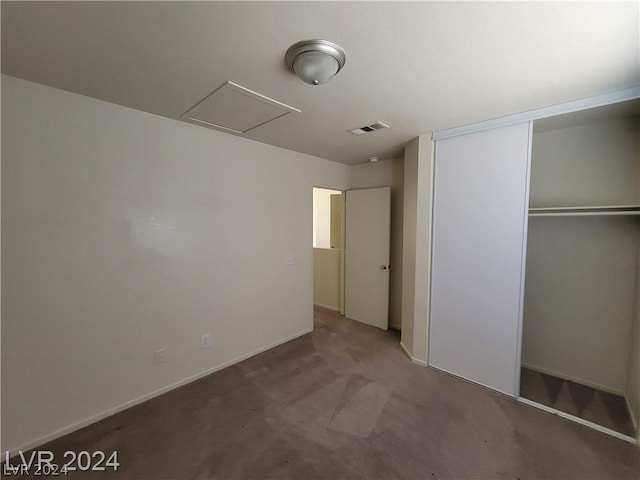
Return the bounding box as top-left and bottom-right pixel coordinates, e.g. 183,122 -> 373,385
429,122 -> 531,396
345,187 -> 391,329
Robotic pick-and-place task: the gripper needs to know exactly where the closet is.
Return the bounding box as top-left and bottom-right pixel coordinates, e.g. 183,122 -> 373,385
428,92 -> 640,441
521,100 -> 639,437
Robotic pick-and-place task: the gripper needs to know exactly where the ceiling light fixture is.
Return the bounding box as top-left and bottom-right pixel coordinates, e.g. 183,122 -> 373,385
285,39 -> 346,86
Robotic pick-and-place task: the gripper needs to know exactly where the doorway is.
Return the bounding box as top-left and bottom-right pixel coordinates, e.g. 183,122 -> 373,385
312,187 -> 344,313
312,186 -> 392,330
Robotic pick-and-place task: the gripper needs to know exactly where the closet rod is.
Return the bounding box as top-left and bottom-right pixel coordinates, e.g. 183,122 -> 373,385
529,205 -> 640,216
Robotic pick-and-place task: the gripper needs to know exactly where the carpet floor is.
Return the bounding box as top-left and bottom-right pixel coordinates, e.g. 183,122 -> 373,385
6,307 -> 639,479
520,367 -> 637,437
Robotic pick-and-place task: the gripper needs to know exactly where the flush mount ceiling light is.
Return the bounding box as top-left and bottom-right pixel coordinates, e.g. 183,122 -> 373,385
285,39 -> 346,86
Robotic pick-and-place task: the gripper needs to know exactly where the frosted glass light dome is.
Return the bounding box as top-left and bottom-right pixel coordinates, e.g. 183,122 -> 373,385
285,40 -> 346,86
293,51 -> 339,85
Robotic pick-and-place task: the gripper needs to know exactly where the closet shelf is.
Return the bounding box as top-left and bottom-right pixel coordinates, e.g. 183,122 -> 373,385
529,205 -> 640,217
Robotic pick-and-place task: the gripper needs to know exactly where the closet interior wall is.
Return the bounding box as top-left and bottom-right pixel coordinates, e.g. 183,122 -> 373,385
521,101 -> 640,432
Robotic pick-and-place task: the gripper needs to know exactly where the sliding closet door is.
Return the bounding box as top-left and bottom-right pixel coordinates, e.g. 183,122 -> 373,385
429,122 -> 531,396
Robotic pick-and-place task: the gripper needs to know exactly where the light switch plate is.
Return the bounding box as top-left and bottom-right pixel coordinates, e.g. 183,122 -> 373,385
155,348 -> 167,364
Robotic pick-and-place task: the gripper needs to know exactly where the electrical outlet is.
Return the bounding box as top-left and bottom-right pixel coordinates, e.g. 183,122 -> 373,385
201,333 -> 212,349
283,254 -> 295,266
155,348 -> 167,364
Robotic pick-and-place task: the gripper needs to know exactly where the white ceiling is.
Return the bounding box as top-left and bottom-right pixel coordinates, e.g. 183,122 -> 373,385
2,1 -> 638,165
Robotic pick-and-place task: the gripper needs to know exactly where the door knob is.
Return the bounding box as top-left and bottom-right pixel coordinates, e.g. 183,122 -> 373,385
380,265 -> 389,270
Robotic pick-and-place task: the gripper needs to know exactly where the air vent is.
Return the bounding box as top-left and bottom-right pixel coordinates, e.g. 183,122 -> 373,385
347,121 -> 390,136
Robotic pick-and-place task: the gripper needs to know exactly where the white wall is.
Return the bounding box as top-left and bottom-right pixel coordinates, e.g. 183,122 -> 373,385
1,75 -> 350,452
523,116 -> 640,394
530,117 -> 639,207
313,248 -> 341,311
400,135 -> 434,363
627,242 -> 640,434
523,216 -> 638,393
350,158 -> 403,330
313,188 -> 341,249
401,142 -> 417,350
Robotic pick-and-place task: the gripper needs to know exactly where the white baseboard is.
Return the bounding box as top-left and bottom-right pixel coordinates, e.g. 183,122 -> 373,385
517,397 -> 638,445
389,323 -> 402,332
6,327 -> 313,456
313,301 -> 339,312
400,341 -> 427,367
521,362 -> 625,397
625,395 -> 639,432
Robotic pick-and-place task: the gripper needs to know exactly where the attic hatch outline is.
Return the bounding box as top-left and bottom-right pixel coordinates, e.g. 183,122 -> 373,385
181,81 -> 301,134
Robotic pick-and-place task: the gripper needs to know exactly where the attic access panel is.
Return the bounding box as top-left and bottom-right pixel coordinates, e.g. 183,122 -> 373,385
182,81 -> 301,134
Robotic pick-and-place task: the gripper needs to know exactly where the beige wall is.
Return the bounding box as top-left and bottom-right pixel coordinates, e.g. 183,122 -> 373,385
401,135 -> 434,363
313,248 -> 341,311
1,75 -> 350,452
523,117 -> 640,395
350,158 -> 404,330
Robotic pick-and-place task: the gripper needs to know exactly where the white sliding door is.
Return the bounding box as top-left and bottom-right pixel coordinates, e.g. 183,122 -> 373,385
429,122 -> 531,396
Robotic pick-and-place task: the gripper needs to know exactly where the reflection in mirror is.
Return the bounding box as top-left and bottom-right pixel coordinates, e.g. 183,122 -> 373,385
313,187 -> 343,249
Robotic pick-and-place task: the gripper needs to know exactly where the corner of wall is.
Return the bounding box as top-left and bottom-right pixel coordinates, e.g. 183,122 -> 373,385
401,138 -> 419,355
410,134 -> 434,364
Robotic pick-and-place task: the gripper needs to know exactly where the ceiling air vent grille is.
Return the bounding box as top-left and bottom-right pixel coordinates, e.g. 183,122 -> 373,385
347,121 -> 390,135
